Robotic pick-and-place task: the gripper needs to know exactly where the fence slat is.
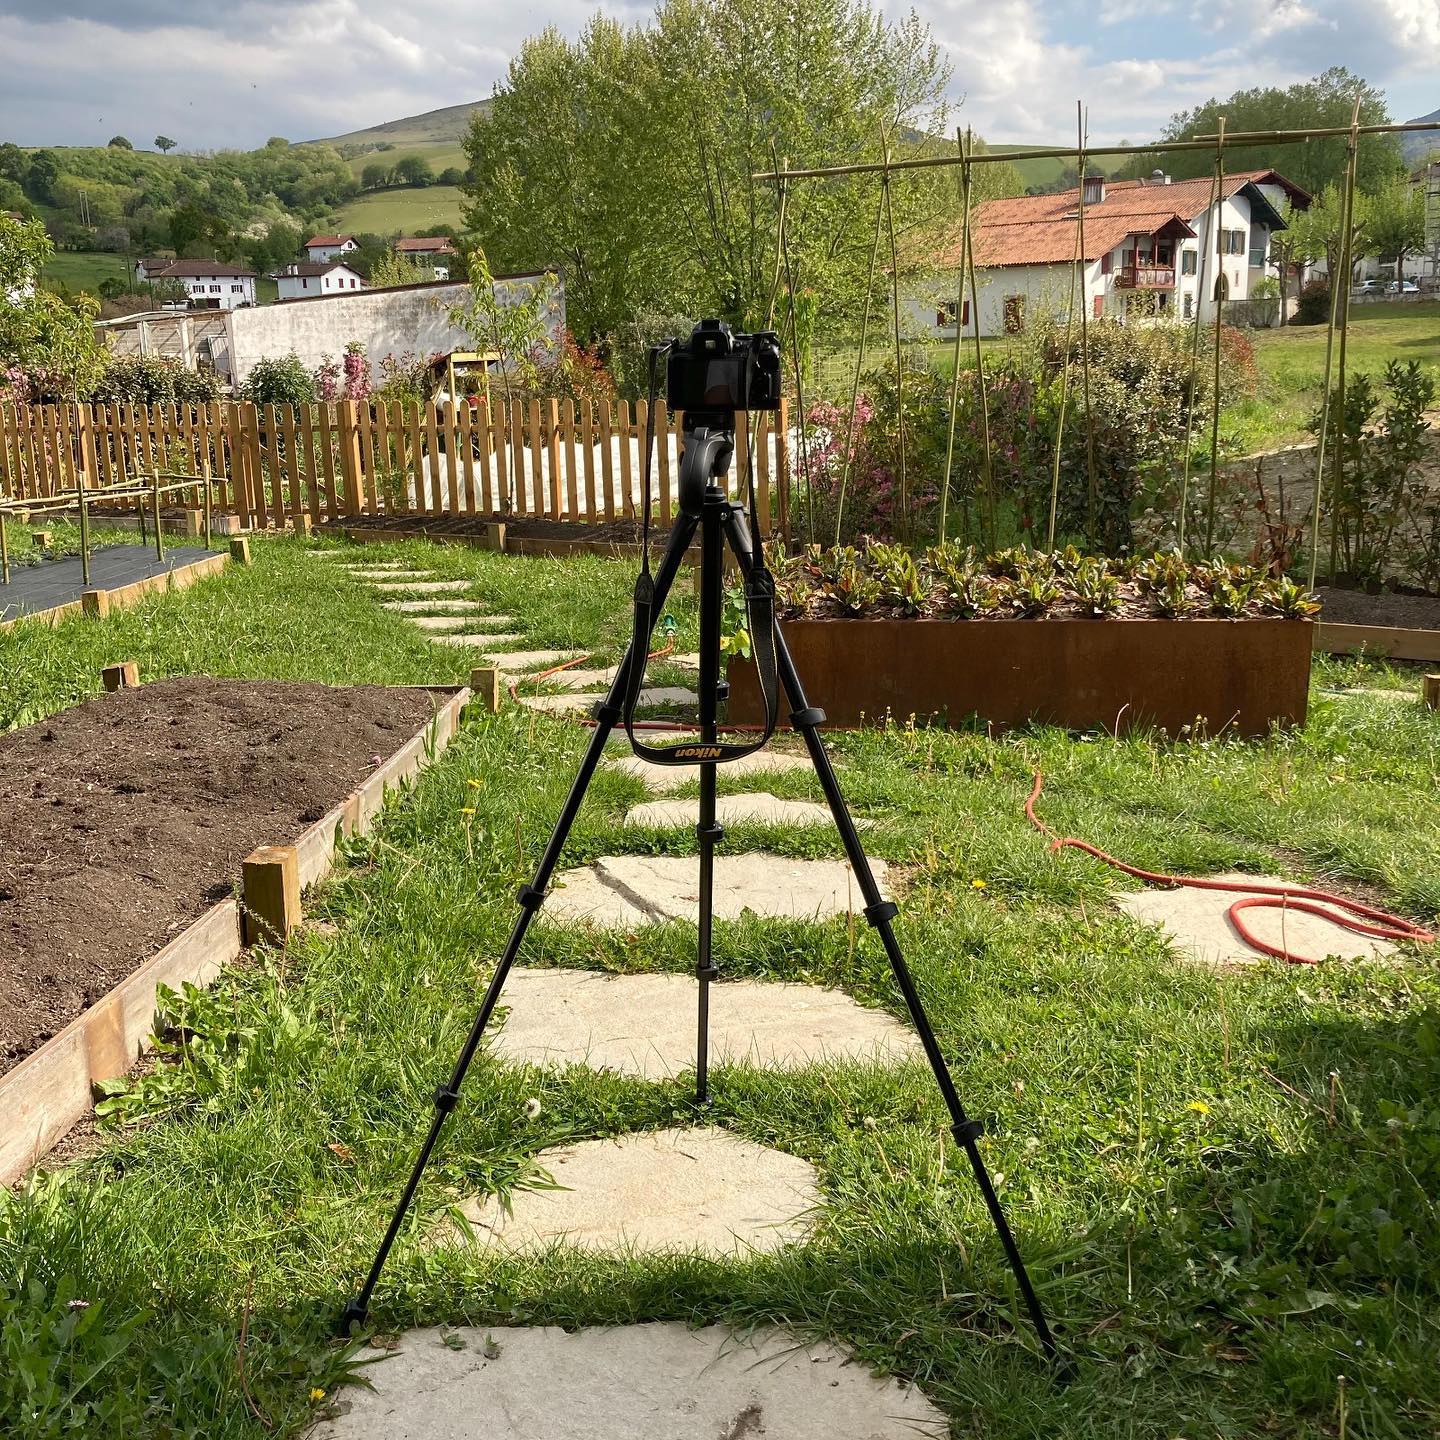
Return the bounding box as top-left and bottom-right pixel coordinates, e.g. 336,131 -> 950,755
458,403 -> 477,513
598,398 -> 616,523
367,403 -> 389,515
775,394 -> 790,545
544,398 -> 561,522
55,405 -> 77,495
472,399 -> 493,514
444,405 -> 461,514
560,399 -> 578,521
526,398 -> 543,517
616,401 -> 634,520
656,401 -> 671,527
580,400 -> 597,522
634,399 -> 649,525
318,404 -> 340,517
355,400 -> 377,515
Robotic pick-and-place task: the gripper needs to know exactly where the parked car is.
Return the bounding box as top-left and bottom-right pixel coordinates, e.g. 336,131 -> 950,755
1386,279 -> 1419,294
1353,279 -> 1385,295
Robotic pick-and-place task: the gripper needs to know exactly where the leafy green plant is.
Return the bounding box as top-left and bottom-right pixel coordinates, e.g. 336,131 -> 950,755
239,352 -> 316,408
1071,556 -> 1121,616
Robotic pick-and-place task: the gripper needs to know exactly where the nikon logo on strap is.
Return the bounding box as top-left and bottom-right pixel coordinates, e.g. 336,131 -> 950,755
671,745 -> 724,760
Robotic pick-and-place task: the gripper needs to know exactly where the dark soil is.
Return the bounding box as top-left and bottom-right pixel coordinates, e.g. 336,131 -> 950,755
1315,588 -> 1440,631
0,677 -> 440,1076
328,514 -> 647,543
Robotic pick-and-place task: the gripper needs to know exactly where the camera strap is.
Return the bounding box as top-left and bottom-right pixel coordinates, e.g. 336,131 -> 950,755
622,345 -> 780,766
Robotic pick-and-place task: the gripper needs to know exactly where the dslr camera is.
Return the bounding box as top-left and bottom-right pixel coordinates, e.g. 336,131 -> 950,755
666,319 -> 782,416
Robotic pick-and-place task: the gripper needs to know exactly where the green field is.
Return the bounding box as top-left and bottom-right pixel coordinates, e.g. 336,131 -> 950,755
41,249 -> 131,296
1,533 -> 1438,1438
993,143 -> 1131,191
332,183 -> 465,235
342,144 -> 469,183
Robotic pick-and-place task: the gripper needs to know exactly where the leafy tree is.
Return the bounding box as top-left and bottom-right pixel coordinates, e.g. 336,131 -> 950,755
1120,68 -> 1402,195
265,137 -> 290,149
1289,183 -> 1370,284
369,250 -> 430,288
107,135 -> 134,150
1364,176 -> 1426,286
360,162 -> 391,191
25,151 -> 60,204
154,135 -> 178,155
0,143 -> 25,183
0,213 -> 106,398
394,155 -> 434,187
438,166 -> 465,186
239,353 -> 315,406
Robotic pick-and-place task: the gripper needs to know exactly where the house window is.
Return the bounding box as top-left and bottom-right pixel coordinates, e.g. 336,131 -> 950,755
231,284 -> 242,293
1213,273 -> 1230,301
209,283 -> 220,292
1224,229 -> 1246,256
302,278 -> 309,289
1181,250 -> 1197,276
1100,252 -> 1112,276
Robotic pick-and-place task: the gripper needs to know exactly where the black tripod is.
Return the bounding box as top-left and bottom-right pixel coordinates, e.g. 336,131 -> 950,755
342,417 -> 1061,1365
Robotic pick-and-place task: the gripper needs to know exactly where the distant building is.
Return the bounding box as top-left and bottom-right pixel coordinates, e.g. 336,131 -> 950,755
271,261 -> 367,302
304,233 -> 359,263
143,260 -> 257,310
134,256 -> 175,283
395,235 -> 458,281
908,167 -> 1311,338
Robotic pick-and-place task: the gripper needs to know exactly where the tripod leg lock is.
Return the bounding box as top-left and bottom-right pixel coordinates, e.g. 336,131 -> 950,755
433,1085 -> 461,1113
338,1298 -> 368,1336
696,964 -> 719,981
516,883 -> 546,912
863,900 -> 899,928
696,822 -> 724,844
592,701 -> 623,726
951,1117 -> 985,1145
790,706 -> 826,729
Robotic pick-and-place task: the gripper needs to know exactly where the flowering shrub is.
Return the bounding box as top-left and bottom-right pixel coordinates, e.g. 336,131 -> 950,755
771,544 -> 1320,621
525,330 -> 616,412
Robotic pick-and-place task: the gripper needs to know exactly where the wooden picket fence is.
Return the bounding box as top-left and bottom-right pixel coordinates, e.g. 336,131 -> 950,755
0,396 -> 792,536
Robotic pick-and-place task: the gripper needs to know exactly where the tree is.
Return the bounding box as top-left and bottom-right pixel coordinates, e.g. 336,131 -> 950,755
1289,183 -> 1370,285
0,214 -> 105,398
107,135 -> 134,150
25,150 -> 60,204
438,166 -> 466,187
1120,68 -> 1403,196
0,142 -> 25,183
154,135 -> 177,154
1364,176 -> 1426,286
394,155 -> 434,187
369,250 -> 430,288
360,162 -> 391,191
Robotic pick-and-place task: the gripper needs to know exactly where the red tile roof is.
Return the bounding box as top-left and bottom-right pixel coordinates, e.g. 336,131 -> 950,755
952,169 -> 1302,270
394,236 -> 457,254
305,234 -> 355,248
270,261 -> 362,279
151,260 -> 256,279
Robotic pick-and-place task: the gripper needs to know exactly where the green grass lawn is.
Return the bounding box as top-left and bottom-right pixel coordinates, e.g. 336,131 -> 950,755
41,248 -> 132,297
332,184 -> 465,236
2,536 -> 1439,1437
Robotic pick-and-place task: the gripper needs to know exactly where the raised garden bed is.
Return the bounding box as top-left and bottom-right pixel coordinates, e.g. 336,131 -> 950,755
0,676 -> 467,1182
727,547 -> 1315,736
0,545 -> 226,629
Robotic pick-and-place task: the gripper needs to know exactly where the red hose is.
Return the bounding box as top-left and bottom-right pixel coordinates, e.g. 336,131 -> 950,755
1024,771 -> 1433,965
508,640 -> 677,702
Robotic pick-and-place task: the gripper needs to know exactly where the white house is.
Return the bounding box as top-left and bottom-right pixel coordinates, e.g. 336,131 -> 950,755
394,235 -> 457,281
910,168 -> 1311,339
304,233 -> 359,264
146,260 -> 257,311
270,261 -> 367,302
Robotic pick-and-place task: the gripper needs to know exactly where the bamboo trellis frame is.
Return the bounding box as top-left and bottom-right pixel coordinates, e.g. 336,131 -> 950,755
754,112 -> 1440,568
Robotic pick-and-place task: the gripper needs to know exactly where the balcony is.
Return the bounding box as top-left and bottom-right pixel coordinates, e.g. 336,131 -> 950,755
1115,264 -> 1176,290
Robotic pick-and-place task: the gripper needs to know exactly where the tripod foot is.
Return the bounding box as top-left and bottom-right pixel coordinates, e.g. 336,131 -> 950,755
337,1297 -> 368,1338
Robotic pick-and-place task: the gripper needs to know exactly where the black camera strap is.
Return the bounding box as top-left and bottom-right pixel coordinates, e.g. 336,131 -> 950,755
623,344 -> 780,766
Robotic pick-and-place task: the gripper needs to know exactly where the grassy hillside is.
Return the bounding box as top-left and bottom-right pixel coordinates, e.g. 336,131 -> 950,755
308,99 -> 489,152
995,143 -> 1133,191
41,249 -> 131,294
332,184 -> 465,234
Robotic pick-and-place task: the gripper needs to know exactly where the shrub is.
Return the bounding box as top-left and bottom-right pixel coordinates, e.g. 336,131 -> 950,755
526,330 -> 616,412
1294,278 -> 1331,326
89,353 -> 220,405
239,353 -> 315,407
608,310 -> 695,400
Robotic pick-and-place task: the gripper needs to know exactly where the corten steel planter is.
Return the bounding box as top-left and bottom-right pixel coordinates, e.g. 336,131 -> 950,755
728,618 -> 1312,737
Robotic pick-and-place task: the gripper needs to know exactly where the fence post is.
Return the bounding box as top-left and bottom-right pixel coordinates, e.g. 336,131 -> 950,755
337,400 -> 364,515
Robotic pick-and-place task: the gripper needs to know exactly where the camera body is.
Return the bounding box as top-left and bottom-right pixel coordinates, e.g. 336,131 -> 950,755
666,319 -> 781,415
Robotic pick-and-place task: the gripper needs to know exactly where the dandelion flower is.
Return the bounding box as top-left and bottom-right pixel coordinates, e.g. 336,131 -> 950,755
460,807 -> 476,816
310,1388 -> 327,1402
467,778 -> 482,789
971,878 -> 987,890
524,1098 -> 542,1119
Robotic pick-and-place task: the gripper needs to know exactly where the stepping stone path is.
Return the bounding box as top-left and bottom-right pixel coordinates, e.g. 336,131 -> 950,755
543,852 -> 887,927
492,968 -> 918,1077
447,1127 -> 819,1255
311,1322 -> 945,1440
308,546 -> 933,1433
1117,872 -> 1401,966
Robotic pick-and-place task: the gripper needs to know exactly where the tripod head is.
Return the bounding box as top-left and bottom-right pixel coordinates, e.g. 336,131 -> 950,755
677,415 -> 734,518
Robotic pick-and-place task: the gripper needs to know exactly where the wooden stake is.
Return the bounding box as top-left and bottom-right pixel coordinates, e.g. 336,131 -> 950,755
1423,674 -> 1439,711
101,660 -> 139,692
30,528 -> 53,553
81,588 -> 110,618
228,536 -> 251,566
469,665 -> 503,713
241,844 -> 301,945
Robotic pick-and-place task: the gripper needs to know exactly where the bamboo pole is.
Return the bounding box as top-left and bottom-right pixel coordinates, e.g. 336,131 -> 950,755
752,120 -> 1440,181
1075,107 -> 1097,549
1307,98 -> 1361,590
1327,103 -> 1363,583
1176,161 -> 1220,554
960,128 -> 997,552
940,130 -> 970,547
881,129 -> 909,540
837,184 -> 885,546
1203,117 -> 1227,558
1046,165 -> 1083,550
776,165 -> 814,544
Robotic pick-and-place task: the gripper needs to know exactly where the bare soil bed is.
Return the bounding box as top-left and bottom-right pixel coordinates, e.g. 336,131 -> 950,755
0,677 -> 438,1075
1316,587 -> 1440,631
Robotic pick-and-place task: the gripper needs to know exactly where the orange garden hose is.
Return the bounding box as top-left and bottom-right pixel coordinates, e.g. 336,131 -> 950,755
508,640 -> 677,702
1024,771 -> 1434,965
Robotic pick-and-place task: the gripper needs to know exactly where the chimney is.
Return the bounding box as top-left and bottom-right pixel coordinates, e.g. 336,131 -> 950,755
1082,174 -> 1105,206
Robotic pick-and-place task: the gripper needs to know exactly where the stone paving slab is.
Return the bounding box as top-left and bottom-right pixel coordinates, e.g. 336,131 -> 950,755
371,579 -> 472,594
447,1127 -> 818,1256
409,614 -> 516,632
429,632 -> 523,649
482,648 -> 585,671
493,967 -> 918,1076
607,751 -> 811,791
518,687 -> 697,715
625,793 -> 864,829
544,852 -> 887,927
1116,872 -> 1400,966
508,666 -> 617,691
311,1322 -> 946,1440
350,568 -> 434,579
380,598 -> 488,613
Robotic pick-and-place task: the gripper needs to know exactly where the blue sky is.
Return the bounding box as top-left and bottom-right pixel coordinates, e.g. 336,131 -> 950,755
0,0 -> 1433,151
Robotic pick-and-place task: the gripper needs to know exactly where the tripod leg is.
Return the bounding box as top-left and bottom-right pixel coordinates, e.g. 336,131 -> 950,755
341,513 -> 699,1333
720,510 -> 1061,1364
